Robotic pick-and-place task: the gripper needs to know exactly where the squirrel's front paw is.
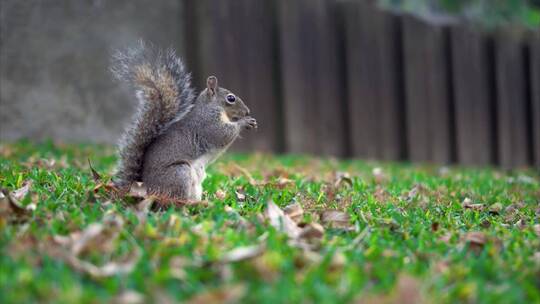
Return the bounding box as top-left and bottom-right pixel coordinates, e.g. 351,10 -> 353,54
241,117 -> 257,130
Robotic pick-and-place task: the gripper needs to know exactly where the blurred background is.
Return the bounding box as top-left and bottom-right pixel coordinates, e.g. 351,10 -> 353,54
1,0 -> 539,168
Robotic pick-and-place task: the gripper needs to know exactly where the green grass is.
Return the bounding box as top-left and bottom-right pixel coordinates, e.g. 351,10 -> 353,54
1,140 -> 539,303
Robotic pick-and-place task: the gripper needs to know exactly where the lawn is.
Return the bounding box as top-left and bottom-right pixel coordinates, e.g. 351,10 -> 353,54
1,141 -> 539,303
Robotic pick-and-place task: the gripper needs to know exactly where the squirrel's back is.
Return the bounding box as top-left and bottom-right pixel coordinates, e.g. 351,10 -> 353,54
111,41 -> 195,187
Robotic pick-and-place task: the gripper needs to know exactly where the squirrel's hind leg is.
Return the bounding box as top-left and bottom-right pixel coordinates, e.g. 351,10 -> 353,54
143,163 -> 202,201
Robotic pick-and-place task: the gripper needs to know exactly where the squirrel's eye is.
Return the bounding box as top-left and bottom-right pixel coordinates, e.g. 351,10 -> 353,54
226,94 -> 236,104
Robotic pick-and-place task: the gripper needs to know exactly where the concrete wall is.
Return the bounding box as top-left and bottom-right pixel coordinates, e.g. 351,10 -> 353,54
0,0 -> 185,143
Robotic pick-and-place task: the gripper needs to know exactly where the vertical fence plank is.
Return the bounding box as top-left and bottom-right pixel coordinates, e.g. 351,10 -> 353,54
450,25 -> 495,166
278,0 -> 347,156
530,31 -> 540,168
235,0 -> 282,152
495,31 -> 530,168
185,0 -> 281,152
402,14 -> 454,163
343,1 -> 405,161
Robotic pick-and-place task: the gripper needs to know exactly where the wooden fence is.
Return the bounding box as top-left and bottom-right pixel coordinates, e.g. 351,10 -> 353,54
181,0 -> 540,168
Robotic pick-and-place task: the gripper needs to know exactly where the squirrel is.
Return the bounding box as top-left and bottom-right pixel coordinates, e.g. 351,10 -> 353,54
111,41 -> 257,201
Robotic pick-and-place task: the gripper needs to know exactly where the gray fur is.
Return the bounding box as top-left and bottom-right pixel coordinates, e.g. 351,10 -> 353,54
112,41 -> 256,199
111,41 -> 196,186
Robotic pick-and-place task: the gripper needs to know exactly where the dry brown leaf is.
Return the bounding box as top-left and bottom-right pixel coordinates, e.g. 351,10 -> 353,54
92,181 -> 118,196
334,172 -> 353,188
505,203 -> 518,213
298,222 -> 325,240
266,201 -> 301,239
461,198 -> 484,211
372,167 -> 387,183
169,257 -> 189,280
374,186 -> 391,204
48,214 -> 140,279
88,159 -> 102,183
186,284 -> 246,304
272,177 -> 295,189
0,189 -> 33,219
11,181 -> 32,201
283,203 -> 304,223
59,214 -> 124,256
438,232 -> 453,244
356,274 -> 424,304
395,274 -> 423,304
488,202 -> 503,215
433,260 -> 450,274
532,252 -> 540,264
215,189 -> 226,200
65,248 -> 141,279
463,231 -> 487,253
534,224 -> 540,237
112,290 -> 145,304
515,219 -> 527,229
320,210 -> 353,230
219,244 -> 265,264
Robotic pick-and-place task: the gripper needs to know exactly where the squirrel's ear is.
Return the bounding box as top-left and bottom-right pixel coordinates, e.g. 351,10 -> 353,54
206,76 -> 218,96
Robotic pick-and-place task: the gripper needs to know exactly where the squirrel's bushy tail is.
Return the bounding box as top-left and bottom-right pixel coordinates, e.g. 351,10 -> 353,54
111,41 -> 195,186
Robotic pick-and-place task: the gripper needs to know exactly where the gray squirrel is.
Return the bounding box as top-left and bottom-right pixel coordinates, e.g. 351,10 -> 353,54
111,41 -> 257,201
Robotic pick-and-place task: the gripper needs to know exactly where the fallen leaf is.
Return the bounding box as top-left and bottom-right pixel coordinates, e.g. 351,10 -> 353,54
11,181 -> 32,201
283,203 -> 304,223
88,158 -> 102,182
215,189 -> 226,200
0,189 -> 32,219
505,204 -> 517,213
532,252 -> 540,264
480,220 -> 491,228
373,186 -> 391,204
92,181 -> 118,196
48,214 -> 141,279
320,210 -> 353,230
169,257 -> 189,280
461,198 -> 484,211
395,274 -> 423,304
534,224 -> 540,237
266,201 -> 301,239
355,274 -> 423,304
298,222 -> 325,240
186,284 -> 246,304
113,290 -> 145,304
65,214 -> 124,256
372,167 -> 387,183
334,172 -> 352,188
65,248 -> 141,279
433,260 -> 450,273
272,177 -> 295,189
515,219 -> 527,229
463,231 -> 487,253
219,244 -> 265,264
431,222 -> 440,232
488,203 -> 503,215
235,188 -> 246,202
439,232 -> 453,244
